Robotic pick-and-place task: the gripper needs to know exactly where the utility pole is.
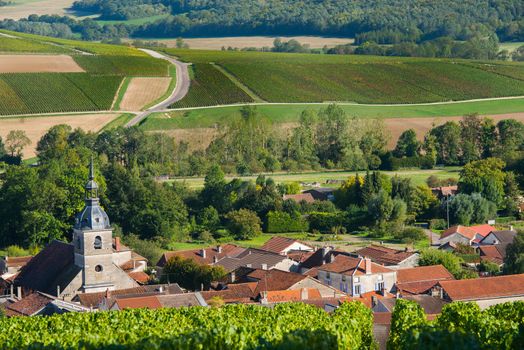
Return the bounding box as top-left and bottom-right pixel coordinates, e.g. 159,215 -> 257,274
446,193 -> 450,229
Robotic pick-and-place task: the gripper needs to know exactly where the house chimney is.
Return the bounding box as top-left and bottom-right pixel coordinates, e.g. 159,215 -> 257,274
261,263 -> 267,270
57,285 -> 61,297
200,249 -> 206,258
10,284 -> 13,298
158,286 -> 164,293
321,246 -> 331,264
213,256 -> 218,263
114,237 -> 121,252
371,295 -> 378,308
16,286 -> 22,300
261,291 -> 268,304
230,271 -> 236,283
300,288 -> 308,300
105,288 -> 111,299
217,245 -> 222,253
364,258 -> 372,275
510,225 -> 514,232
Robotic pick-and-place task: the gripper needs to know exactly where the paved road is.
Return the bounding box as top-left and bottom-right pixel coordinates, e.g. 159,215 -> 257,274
126,49 -> 191,127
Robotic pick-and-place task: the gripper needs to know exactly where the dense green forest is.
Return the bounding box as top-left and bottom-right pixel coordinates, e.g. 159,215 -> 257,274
0,0 -> 522,60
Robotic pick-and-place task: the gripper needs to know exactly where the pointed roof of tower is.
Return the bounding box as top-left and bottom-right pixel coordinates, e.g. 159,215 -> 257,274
74,158 -> 110,231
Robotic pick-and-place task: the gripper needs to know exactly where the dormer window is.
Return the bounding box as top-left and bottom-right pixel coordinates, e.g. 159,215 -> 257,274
94,236 -> 102,249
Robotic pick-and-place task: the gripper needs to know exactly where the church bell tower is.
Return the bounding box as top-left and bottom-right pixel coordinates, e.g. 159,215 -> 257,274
73,158 -> 116,293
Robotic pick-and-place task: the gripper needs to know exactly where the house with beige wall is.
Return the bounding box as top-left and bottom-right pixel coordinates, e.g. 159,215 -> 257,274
317,255 -> 396,296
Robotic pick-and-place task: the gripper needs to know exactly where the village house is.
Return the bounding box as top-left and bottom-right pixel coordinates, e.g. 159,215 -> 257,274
317,255 -> 397,296
259,236 -> 314,256
302,188 -> 335,201
214,248 -> 297,272
98,290 -> 207,311
12,162 -> 141,300
351,245 -> 419,269
225,267 -> 345,299
434,273 -> 524,309
156,244 -> 246,270
372,294 -> 448,319
393,265 -> 454,296
478,230 -> 517,246
2,292 -> 90,317
439,224 -> 496,247
282,193 -> 315,204
477,230 -> 517,267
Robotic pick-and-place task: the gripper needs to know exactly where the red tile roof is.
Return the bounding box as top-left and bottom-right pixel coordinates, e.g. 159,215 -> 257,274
439,274 -> 524,301
246,269 -> 308,294
431,186 -> 458,197
283,193 -> 315,204
156,244 -> 246,267
318,255 -> 394,276
265,288 -> 322,303
200,283 -> 257,303
469,224 -> 496,237
3,292 -> 54,316
259,236 -> 312,255
373,312 -> 392,325
440,225 -> 477,240
115,296 -> 162,310
127,271 -> 150,284
353,245 -> 416,265
396,265 -> 454,295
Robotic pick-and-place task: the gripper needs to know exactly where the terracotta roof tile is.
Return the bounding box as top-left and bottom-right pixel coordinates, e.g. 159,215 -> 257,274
157,293 -> 206,307
439,274 -> 524,301
469,224 -> 496,237
318,255 -> 394,276
265,288 -> 322,303
353,245 -> 417,265
215,250 -> 289,272
259,236 -> 312,255
283,193 -> 315,204
4,292 -> 54,316
157,244 -> 246,267
127,271 -> 150,284
115,296 -> 162,310
440,225 -> 477,240
396,265 -> 454,295
201,283 -> 257,303
77,284 -> 183,308
4,256 -> 33,268
373,312 -> 392,325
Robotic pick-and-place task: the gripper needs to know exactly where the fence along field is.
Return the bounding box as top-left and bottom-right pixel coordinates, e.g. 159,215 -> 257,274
164,49 -> 524,105
171,63 -> 253,108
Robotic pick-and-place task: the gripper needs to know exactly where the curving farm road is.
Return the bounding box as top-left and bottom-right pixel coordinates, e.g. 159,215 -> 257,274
125,49 -> 191,127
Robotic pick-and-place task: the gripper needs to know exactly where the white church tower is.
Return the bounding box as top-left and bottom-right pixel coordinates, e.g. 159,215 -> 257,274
73,159 -> 116,293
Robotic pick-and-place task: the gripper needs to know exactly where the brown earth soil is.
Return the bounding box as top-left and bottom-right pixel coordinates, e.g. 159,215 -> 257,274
0,55 -> 84,73
0,113 -> 119,158
0,0 -> 73,20
119,77 -> 172,111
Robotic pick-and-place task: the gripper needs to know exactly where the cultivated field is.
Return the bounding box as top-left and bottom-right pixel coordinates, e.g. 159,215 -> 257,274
0,55 -> 84,73
0,37 -> 71,53
171,63 -> 253,108
119,77 -> 171,111
147,36 -> 354,50
0,113 -> 120,158
164,49 -> 524,105
0,0 -> 73,20
169,167 -> 461,189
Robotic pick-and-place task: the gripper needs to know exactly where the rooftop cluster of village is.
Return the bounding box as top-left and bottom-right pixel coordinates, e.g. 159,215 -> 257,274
0,163 -> 523,348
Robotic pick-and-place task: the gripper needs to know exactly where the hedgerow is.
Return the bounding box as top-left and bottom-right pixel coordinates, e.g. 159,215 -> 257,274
387,299 -> 524,350
0,302 -> 375,349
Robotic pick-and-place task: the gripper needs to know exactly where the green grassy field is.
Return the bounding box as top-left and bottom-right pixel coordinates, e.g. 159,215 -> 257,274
161,48 -> 524,105
171,63 -> 253,108
100,113 -> 136,130
0,37 -> 70,53
141,98 -> 524,130
500,42 -> 524,53
168,167 -> 461,189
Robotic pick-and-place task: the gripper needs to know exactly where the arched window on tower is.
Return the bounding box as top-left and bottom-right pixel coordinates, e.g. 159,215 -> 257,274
94,236 -> 102,249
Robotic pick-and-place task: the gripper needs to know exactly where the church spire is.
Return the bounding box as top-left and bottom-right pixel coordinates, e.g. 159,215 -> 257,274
85,156 -> 99,200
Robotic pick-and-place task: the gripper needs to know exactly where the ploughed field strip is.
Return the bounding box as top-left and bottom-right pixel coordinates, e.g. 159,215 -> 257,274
0,37 -> 71,54
170,63 -> 253,108
0,55 -> 84,73
119,77 -> 172,111
166,49 -> 524,105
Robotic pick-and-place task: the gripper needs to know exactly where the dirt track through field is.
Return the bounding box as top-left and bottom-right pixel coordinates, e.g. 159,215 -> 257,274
119,77 -> 172,111
0,114 -> 118,158
0,55 -> 84,73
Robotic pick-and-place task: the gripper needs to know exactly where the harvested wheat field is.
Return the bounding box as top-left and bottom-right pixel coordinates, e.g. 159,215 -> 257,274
0,113 -> 119,158
119,77 -> 171,111
0,0 -> 73,20
0,55 -> 84,73
385,112 -> 524,148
